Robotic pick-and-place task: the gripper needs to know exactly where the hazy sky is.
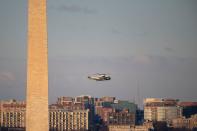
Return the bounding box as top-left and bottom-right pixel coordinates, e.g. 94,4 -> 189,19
0,0 -> 197,107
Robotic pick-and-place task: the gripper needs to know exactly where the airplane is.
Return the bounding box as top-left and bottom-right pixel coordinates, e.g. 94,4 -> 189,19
88,73 -> 111,81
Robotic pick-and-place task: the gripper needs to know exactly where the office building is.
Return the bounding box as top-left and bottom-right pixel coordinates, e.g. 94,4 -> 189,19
108,121 -> 153,131
172,114 -> 197,129
49,109 -> 89,131
111,100 -> 137,113
96,107 -> 113,123
0,99 -> 90,130
144,98 -> 181,123
0,99 -> 25,128
108,109 -> 135,125
178,102 -> 197,118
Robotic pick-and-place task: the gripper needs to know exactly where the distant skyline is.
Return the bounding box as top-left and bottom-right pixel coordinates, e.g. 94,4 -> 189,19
0,0 -> 197,107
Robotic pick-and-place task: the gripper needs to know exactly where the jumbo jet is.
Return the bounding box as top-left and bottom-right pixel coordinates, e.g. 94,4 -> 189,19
88,73 -> 111,81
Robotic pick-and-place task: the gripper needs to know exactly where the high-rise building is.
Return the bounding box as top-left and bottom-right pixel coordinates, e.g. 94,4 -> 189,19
26,0 -> 49,130
144,98 -> 182,124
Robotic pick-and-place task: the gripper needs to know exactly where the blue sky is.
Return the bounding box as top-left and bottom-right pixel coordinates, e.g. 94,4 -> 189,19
0,0 -> 197,107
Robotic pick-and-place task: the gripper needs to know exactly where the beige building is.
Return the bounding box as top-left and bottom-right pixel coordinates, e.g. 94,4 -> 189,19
57,97 -> 74,105
144,106 -> 181,122
49,109 -> 89,131
101,96 -> 116,102
172,116 -> 189,128
108,124 -> 132,131
144,98 -> 181,123
0,99 -> 90,130
0,99 -> 26,128
1,111 -> 25,128
172,114 -> 197,129
108,122 -> 153,131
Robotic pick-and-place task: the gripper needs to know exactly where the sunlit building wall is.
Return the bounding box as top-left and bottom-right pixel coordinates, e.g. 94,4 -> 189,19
1,111 -> 25,128
108,124 -> 131,131
157,106 -> 181,122
144,98 -> 181,123
49,109 -> 89,131
101,96 -> 115,103
172,114 -> 197,129
0,99 -> 26,128
57,96 -> 74,105
108,122 -> 153,131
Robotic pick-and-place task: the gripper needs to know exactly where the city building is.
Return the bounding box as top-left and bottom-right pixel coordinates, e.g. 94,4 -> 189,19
178,102 -> 197,118
172,116 -> 190,129
57,97 -> 74,105
95,96 -> 115,108
49,109 -> 89,131
101,96 -> 116,103
172,114 -> 197,130
108,124 -> 132,131
108,121 -> 153,131
0,99 -> 25,128
131,121 -> 153,131
108,109 -> 135,125
1,111 -> 25,128
144,98 -> 182,124
96,107 -> 113,123
95,98 -> 137,129
0,99 -> 26,111
54,96 -> 85,110
74,95 -> 95,130
2,97 -> 195,130
111,100 -> 137,114
75,95 -> 94,105
135,109 -> 144,125
95,97 -> 114,107
0,99 -> 90,131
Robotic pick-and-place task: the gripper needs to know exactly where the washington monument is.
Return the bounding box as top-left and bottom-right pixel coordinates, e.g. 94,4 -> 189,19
26,0 -> 49,130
